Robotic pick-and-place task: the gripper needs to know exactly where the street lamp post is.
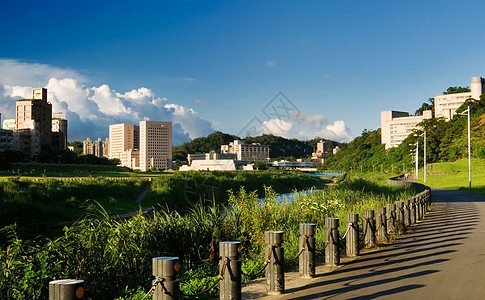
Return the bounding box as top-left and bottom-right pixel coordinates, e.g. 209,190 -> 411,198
458,106 -> 472,189
415,141 -> 419,180
424,131 -> 427,184
467,106 -> 471,189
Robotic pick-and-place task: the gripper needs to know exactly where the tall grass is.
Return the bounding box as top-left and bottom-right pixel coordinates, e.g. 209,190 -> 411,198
0,174 -> 415,299
0,177 -> 146,229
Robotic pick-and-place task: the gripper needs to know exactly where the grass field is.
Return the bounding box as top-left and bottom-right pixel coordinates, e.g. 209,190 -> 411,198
414,158 -> 485,195
1,163 -> 167,178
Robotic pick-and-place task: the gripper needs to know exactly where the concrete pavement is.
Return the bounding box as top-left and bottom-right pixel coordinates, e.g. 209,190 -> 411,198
249,188 -> 485,299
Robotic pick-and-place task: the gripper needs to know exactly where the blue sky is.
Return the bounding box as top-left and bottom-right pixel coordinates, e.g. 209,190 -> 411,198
1,0 -> 485,145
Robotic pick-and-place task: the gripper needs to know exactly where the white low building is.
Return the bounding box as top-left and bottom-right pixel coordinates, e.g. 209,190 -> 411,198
180,159 -> 254,171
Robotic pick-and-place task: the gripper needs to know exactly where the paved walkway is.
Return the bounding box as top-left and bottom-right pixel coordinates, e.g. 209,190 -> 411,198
255,188 -> 485,299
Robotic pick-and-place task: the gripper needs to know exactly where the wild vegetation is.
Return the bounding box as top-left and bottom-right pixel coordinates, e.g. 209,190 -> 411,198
0,173 -> 416,299
0,171 -> 322,234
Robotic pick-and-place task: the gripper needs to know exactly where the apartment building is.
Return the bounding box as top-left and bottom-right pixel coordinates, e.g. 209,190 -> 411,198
381,110 -> 432,149
434,76 -> 485,120
220,140 -> 269,162
15,88 -> 52,148
83,138 -> 94,155
7,88 -> 68,158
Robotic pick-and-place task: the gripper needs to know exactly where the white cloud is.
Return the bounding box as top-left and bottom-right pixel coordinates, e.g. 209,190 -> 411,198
254,110 -> 352,142
194,99 -> 208,106
0,59 -> 85,86
0,59 -> 214,145
266,60 -> 277,68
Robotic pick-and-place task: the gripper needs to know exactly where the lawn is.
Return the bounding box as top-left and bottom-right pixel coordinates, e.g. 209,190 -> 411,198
414,158 -> 485,195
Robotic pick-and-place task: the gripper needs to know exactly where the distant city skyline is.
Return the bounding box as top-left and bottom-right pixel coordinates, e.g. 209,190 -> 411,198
2,1 -> 485,145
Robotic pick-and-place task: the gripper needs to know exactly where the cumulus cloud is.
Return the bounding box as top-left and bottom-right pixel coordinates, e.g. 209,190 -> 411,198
0,59 -> 214,145
254,109 -> 351,142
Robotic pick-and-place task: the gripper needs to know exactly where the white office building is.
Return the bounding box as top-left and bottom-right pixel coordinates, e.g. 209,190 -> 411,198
434,76 -> 485,120
381,110 -> 432,149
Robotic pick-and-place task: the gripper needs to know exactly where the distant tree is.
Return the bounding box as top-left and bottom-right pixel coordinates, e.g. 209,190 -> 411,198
415,98 -> 434,116
172,131 -> 239,161
254,161 -> 269,170
443,86 -> 470,95
68,141 -> 83,155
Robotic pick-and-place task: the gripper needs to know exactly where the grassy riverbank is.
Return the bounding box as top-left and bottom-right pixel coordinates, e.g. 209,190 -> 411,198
414,158 -> 485,195
0,173 -> 415,299
0,170 -> 324,238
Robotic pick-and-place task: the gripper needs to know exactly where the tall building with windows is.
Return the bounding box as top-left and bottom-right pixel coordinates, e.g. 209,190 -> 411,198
381,110 -> 432,149
83,138 -> 94,155
6,88 -> 68,158
139,121 -> 172,171
52,112 -> 67,150
109,121 -> 172,171
434,76 -> 485,120
109,123 -> 139,160
15,88 -> 52,147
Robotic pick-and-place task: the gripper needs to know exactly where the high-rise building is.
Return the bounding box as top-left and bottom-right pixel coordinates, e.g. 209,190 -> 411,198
94,138 -> 103,157
312,140 -> 327,158
83,138 -> 94,155
16,88 -> 52,147
139,121 -> 172,171
8,88 -> 67,158
434,76 -> 485,120
102,138 -> 109,157
109,121 -> 172,171
381,110 -> 432,149
108,123 -> 139,160
52,112 -> 67,150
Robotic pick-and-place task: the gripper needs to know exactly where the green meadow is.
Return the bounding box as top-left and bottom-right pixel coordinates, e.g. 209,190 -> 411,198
414,158 -> 485,195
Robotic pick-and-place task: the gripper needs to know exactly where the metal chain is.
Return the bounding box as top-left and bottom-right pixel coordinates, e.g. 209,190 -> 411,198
141,277 -> 163,300
180,258 -> 227,297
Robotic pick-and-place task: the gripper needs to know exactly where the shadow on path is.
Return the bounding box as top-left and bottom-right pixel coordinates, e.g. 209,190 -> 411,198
280,188 -> 485,299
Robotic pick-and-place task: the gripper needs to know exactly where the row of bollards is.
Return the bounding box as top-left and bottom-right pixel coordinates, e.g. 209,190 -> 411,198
49,188 -> 432,300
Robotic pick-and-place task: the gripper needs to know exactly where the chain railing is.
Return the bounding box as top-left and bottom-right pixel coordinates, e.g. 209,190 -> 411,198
180,258 -> 227,298
49,176 -> 433,300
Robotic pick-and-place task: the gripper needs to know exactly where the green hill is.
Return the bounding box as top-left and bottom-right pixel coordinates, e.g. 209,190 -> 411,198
173,132 -> 345,162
